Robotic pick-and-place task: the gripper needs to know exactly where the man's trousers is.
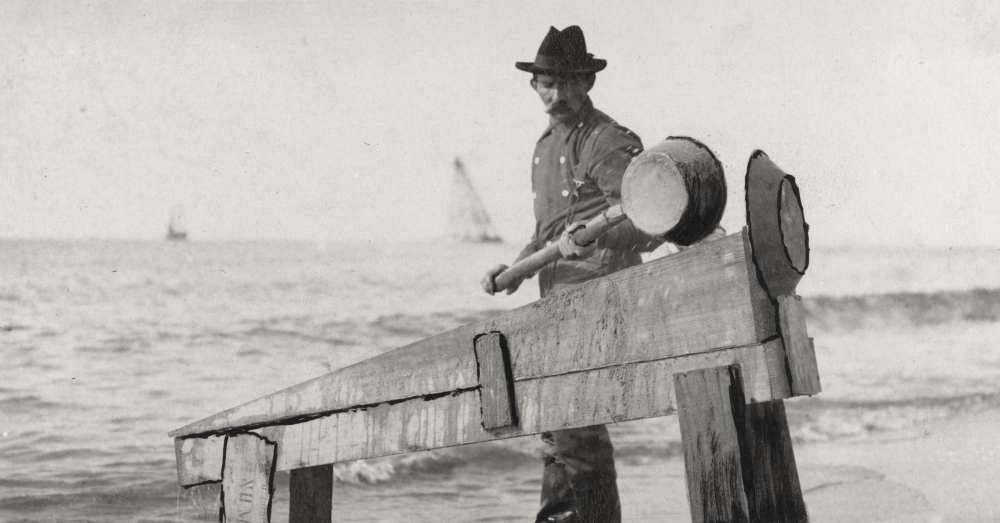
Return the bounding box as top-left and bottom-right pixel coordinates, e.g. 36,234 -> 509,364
533,250 -> 639,523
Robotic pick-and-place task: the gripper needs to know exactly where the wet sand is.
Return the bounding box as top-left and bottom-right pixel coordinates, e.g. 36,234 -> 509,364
615,409 -> 999,523
797,408 -> 1000,523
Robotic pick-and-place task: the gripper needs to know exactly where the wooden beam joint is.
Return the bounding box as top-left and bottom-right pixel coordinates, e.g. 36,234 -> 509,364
474,332 -> 518,430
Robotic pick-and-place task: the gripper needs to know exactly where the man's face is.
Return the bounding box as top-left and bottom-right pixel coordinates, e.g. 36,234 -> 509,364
532,74 -> 591,124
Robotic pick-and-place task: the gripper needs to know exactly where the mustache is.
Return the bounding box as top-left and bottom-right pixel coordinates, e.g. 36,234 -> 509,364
547,102 -> 572,114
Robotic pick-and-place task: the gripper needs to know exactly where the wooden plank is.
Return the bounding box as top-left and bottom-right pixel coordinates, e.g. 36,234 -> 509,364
739,400 -> 809,523
505,232 -> 773,380
674,365 -> 750,523
175,435 -> 225,487
763,337 -> 792,399
221,433 -> 276,523
177,341 -> 787,473
741,227 -> 778,341
171,232 -> 774,438
289,464 -> 333,523
474,332 -> 516,429
777,295 -> 821,396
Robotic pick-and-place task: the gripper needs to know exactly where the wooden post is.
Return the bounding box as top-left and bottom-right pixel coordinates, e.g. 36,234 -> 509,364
289,465 -> 334,523
675,365 -> 808,523
741,399 -> 809,523
221,433 -> 277,523
675,365 -> 751,523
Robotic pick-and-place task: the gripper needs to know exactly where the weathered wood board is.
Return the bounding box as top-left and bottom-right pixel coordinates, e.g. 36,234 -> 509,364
221,434 -> 276,523
675,365 -> 809,523
171,231 -> 776,439
175,339 -> 789,485
175,435 -> 225,487
741,399 -> 809,523
777,294 -> 821,396
674,365 -> 750,523
474,332 -> 516,429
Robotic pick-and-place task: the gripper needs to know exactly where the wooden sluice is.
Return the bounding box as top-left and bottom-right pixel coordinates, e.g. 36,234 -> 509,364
170,150 -> 821,523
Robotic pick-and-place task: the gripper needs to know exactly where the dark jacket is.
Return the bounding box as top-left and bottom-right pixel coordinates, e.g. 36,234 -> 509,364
519,98 -> 660,296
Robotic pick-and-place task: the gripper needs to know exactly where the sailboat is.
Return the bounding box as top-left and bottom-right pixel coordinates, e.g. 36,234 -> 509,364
447,158 -> 502,243
166,205 -> 188,241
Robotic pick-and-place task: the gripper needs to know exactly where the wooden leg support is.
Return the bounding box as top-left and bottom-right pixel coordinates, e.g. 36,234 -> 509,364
221,433 -> 277,523
289,465 -> 334,523
675,364 -> 808,523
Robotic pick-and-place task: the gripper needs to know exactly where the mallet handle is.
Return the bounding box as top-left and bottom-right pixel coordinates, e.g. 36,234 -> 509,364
493,205 -> 628,293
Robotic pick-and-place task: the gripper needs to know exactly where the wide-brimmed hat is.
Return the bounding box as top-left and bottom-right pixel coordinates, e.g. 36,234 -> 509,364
515,26 -> 607,75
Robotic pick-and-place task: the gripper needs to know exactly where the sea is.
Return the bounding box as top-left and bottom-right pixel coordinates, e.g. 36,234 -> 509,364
3,239 -> 1000,523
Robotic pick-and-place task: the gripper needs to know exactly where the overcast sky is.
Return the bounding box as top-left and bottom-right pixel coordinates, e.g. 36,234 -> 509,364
2,0 -> 998,247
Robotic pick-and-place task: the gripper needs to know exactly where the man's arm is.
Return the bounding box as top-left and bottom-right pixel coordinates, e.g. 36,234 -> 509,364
481,232 -> 539,295
587,128 -> 664,253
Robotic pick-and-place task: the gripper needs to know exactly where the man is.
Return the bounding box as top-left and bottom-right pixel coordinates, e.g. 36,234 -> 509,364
480,26 -> 661,523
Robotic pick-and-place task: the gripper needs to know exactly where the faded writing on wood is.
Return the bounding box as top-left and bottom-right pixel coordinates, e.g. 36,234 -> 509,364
222,434 -> 276,523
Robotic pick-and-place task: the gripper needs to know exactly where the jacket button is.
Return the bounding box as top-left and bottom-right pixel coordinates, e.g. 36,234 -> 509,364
562,189 -> 569,197
559,156 -> 565,164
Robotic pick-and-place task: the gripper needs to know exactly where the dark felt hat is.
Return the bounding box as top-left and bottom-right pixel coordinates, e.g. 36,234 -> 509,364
516,26 -> 607,75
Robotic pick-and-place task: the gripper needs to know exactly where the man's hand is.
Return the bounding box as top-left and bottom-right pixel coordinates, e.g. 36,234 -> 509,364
481,264 -> 524,295
558,221 -> 597,260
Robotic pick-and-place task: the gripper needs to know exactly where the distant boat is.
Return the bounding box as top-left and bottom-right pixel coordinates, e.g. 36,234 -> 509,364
166,206 -> 188,241
448,158 -> 502,243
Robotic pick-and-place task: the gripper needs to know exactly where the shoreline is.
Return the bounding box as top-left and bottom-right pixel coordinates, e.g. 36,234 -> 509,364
613,408 -> 999,523
795,407 -> 1000,523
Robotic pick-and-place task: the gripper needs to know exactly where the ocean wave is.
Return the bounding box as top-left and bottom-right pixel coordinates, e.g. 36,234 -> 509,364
804,287 -> 1000,331
241,326 -> 353,347
331,440 -> 539,485
0,395 -> 64,413
785,392 -> 1000,443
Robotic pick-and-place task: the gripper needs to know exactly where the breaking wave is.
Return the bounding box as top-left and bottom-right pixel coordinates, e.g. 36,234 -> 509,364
804,287 -> 1000,332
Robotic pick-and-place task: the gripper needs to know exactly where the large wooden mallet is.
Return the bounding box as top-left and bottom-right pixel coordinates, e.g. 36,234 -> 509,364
490,136 -> 728,293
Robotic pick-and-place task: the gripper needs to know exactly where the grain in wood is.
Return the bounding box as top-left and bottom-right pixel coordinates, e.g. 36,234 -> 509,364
777,295 -> 821,396
221,433 -> 276,523
177,342 -> 784,473
474,332 -> 517,429
737,399 -> 809,523
674,365 -> 751,523
175,435 -> 225,487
